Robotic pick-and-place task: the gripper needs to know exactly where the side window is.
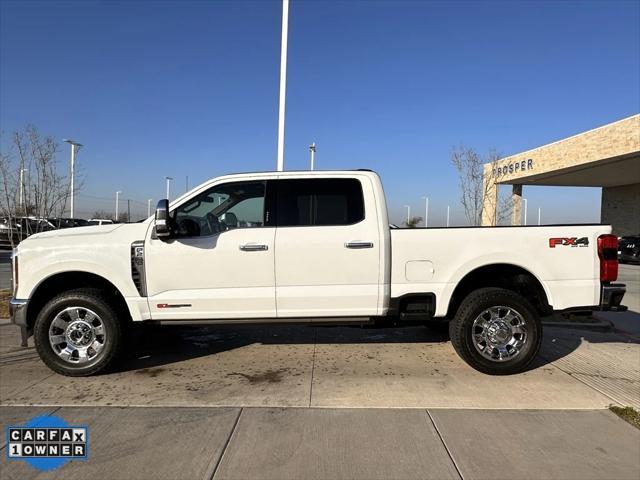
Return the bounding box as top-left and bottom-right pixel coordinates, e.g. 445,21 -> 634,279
173,181 -> 266,237
276,178 -> 364,227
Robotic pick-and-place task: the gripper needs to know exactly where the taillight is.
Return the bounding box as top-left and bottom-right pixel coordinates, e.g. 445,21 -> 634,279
597,234 -> 618,282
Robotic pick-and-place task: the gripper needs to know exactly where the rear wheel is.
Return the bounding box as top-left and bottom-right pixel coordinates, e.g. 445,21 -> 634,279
34,288 -> 123,376
449,287 -> 542,375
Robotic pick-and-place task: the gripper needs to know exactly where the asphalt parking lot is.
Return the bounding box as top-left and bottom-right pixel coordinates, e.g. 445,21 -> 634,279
0,264 -> 638,479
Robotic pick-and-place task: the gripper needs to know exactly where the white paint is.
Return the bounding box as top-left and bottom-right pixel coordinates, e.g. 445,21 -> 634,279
145,227 -> 277,319
275,174 -> 381,317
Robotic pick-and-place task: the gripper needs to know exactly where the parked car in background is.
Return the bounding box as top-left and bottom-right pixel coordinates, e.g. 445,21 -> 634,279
0,217 -> 17,249
48,218 -> 89,229
618,235 -> 640,264
0,216 -> 55,249
87,218 -> 114,226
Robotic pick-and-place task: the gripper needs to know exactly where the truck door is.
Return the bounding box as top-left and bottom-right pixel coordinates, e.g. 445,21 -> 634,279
144,180 -> 276,320
274,176 -> 381,318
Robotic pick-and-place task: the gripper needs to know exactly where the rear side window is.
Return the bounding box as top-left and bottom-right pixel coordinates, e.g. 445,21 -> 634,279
276,178 -> 364,227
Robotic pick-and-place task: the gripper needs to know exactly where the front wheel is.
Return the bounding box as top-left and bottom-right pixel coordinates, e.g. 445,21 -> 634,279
34,288 -> 123,376
449,287 -> 542,375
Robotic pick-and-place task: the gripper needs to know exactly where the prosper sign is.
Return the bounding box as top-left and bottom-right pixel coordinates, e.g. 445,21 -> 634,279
492,158 -> 535,177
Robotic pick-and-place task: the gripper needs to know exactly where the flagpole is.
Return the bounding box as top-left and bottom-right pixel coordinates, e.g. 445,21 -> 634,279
276,0 -> 289,171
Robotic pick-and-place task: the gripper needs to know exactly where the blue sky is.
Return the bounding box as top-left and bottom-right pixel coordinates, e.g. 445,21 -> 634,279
1,0 -> 638,224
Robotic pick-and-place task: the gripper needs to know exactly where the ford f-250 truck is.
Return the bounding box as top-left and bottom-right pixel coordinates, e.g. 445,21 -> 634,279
9,170 -> 626,376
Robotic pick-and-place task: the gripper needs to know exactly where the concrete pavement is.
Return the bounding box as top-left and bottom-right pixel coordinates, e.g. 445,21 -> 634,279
1,406 -> 639,480
2,321 -> 633,409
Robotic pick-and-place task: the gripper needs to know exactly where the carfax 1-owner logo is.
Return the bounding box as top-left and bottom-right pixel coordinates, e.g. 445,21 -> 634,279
6,414 -> 88,471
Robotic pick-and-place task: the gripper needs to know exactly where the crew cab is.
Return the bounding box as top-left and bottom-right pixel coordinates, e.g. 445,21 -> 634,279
9,170 -> 626,376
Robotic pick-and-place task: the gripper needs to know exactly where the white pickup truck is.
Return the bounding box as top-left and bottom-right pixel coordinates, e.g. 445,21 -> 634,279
10,170 -> 626,376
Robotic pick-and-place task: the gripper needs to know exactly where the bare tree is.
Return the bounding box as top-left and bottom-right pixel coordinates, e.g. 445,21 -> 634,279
0,126 -> 76,247
92,210 -> 115,221
450,145 -> 511,226
404,216 -> 423,228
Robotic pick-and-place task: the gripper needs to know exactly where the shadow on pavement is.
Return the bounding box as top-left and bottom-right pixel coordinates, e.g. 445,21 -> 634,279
113,311 -> 640,375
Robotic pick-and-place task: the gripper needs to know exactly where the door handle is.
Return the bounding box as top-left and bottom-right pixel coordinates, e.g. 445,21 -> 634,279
345,241 -> 374,249
239,243 -> 268,251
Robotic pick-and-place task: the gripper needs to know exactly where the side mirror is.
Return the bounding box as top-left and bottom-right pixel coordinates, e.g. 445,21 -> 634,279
155,199 -> 171,238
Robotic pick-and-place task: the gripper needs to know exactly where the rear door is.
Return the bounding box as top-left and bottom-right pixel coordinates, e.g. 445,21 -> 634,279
274,176 -> 381,318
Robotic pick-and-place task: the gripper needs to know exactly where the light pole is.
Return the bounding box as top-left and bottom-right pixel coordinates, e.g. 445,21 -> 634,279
404,205 -> 410,225
165,176 -> 173,200
538,207 -> 541,226
115,191 -> 122,221
148,199 -> 153,217
19,168 -> 28,212
421,196 -> 429,228
276,0 -> 289,171
63,139 -> 82,218
309,142 -> 316,170
446,205 -> 450,227
523,198 -> 528,226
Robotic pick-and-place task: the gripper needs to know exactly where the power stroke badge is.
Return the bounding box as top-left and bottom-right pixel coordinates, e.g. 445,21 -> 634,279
6,414 -> 88,471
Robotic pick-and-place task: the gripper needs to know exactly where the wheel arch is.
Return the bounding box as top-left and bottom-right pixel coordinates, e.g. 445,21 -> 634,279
446,263 -> 552,318
26,271 -> 132,330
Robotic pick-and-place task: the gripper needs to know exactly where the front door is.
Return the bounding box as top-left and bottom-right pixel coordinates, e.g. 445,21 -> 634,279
145,180 -> 276,320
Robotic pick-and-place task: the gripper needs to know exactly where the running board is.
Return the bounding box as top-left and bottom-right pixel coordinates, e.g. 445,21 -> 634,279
156,316 -> 372,326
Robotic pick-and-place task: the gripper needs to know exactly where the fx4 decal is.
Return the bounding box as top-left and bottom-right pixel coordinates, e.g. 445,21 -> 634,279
549,237 -> 589,248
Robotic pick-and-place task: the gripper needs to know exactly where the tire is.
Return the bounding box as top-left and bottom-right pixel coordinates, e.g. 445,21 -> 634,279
449,287 -> 542,375
34,288 -> 123,376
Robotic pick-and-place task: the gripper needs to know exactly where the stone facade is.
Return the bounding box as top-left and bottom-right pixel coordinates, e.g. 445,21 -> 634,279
602,184 -> 640,236
481,114 -> 640,228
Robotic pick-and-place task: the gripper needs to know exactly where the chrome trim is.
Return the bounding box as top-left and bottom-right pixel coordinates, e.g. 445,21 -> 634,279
471,306 -> 528,362
345,241 -> 374,249
49,306 -> 106,365
239,243 -> 268,251
131,240 -> 147,296
9,298 -> 28,326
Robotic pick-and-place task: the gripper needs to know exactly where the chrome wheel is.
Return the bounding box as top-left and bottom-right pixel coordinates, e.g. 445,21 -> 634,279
472,306 -> 527,362
48,307 -> 106,364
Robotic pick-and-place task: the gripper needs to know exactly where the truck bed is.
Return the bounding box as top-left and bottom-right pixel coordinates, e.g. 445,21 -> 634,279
390,224 -> 611,316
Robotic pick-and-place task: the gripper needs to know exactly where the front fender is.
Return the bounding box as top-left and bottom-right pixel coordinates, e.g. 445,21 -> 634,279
16,243 -> 137,301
